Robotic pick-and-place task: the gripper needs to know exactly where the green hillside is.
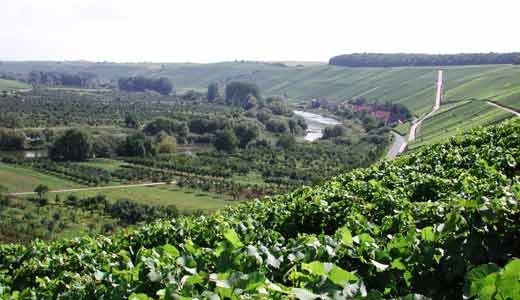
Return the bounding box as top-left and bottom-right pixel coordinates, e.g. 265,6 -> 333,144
1,119 -> 519,299
0,79 -> 30,91
411,100 -> 515,149
2,62 -> 520,116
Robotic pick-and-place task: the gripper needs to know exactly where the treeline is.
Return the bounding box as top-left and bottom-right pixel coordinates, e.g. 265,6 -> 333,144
329,52 -> 520,67
27,71 -> 100,87
118,76 -> 173,95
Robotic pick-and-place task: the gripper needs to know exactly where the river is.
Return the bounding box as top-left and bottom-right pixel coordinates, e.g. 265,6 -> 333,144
293,110 -> 342,141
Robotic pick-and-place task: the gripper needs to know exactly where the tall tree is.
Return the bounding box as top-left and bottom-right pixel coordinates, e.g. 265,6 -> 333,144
214,129 -> 239,152
49,128 -> 92,161
207,82 -> 219,102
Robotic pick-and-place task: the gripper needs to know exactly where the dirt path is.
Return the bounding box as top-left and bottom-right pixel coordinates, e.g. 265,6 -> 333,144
486,101 -> 520,117
9,182 -> 169,196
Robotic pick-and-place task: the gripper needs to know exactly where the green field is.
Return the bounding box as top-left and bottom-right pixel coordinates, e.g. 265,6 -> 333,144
0,163 -> 81,193
410,100 -> 515,149
0,79 -> 30,91
50,184 -> 237,213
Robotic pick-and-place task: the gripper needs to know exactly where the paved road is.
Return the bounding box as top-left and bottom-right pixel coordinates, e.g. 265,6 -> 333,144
9,182 -> 168,196
387,131 -> 406,159
487,101 -> 520,117
397,70 -> 444,155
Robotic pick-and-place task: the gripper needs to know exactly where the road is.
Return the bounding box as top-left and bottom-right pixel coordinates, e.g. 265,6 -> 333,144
387,131 -> 406,159
486,101 -> 520,117
8,182 -> 168,196
396,70 -> 444,155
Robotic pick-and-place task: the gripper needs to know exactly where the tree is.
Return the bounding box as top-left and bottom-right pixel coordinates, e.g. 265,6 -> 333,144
0,128 -> 26,150
120,132 -> 157,157
276,135 -> 296,149
207,82 -> 219,102
34,184 -> 49,199
0,185 -> 8,207
124,114 -> 140,129
234,123 -> 259,148
225,81 -> 261,109
157,134 -> 177,154
49,128 -> 92,161
118,76 -> 173,95
322,125 -> 347,139
214,129 -> 238,152
143,118 -> 188,137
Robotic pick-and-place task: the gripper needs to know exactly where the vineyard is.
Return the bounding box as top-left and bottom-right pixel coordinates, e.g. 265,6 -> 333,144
0,119 -> 519,298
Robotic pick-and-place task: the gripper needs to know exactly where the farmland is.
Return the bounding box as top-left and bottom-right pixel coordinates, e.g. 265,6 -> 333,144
0,79 -> 30,91
2,61 -> 520,116
410,100 -> 515,149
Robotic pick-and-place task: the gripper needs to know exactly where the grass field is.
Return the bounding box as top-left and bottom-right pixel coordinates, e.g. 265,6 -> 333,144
0,79 -> 30,91
0,163 -> 81,193
50,184 -> 237,213
410,100 -> 515,149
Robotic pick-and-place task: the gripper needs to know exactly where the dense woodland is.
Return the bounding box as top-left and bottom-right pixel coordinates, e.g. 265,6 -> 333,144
329,52 -> 520,67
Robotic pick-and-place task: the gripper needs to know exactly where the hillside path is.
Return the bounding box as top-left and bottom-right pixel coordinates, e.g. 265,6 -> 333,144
486,101 -> 520,117
8,182 -> 168,196
396,70 -> 443,155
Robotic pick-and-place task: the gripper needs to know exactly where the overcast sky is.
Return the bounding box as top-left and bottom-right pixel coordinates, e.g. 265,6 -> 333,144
1,0 -> 519,63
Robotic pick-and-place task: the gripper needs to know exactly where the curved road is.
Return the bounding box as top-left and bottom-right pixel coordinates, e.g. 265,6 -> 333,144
387,131 -> 406,159
396,70 -> 444,156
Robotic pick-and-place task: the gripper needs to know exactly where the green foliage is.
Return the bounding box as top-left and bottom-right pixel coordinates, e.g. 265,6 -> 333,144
143,117 -> 188,137
118,76 -> 173,95
157,134 -> 177,154
214,129 -> 239,153
49,128 -> 92,162
33,184 -> 49,199
0,118 -> 518,299
121,132 -> 157,157
329,52 -> 520,67
0,128 -> 26,150
322,124 -> 347,139
225,81 -> 261,109
207,82 -> 219,102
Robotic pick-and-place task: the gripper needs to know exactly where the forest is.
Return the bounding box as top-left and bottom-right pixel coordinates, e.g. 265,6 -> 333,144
329,52 -> 520,67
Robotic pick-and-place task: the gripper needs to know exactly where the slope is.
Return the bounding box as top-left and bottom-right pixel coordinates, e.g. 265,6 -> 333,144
1,118 -> 519,299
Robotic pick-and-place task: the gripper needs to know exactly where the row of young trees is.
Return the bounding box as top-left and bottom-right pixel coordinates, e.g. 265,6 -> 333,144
329,52 -> 520,67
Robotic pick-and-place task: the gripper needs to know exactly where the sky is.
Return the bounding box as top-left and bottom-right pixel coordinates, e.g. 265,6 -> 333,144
1,0 -> 519,63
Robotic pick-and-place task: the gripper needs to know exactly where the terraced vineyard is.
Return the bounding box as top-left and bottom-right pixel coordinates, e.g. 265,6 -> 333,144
410,100 -> 515,149
1,119 -> 519,299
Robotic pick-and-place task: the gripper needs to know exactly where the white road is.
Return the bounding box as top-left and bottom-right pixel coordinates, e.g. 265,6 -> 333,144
397,70 -> 444,155
8,182 -> 168,196
387,131 -> 406,159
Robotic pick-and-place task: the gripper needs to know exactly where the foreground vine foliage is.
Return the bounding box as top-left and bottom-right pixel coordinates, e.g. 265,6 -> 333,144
1,120 -> 520,299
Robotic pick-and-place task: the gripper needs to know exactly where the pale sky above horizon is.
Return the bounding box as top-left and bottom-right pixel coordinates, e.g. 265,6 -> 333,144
1,0 -> 519,63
